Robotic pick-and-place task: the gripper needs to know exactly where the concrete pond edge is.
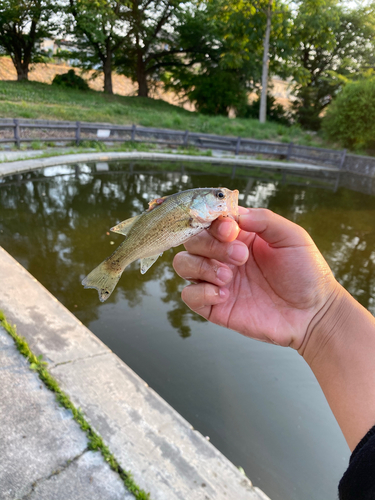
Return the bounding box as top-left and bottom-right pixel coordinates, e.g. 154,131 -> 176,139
0,309 -> 149,500
0,247 -> 270,500
0,150 -> 338,178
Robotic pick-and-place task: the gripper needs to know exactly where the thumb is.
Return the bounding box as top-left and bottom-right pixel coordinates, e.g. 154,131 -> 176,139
238,208 -> 312,248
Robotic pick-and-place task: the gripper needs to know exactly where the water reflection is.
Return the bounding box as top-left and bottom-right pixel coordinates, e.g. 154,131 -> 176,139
0,160 -> 375,500
1,161 -> 374,318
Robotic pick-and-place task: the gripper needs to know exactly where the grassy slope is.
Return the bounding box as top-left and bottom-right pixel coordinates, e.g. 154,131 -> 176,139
0,80 -> 324,147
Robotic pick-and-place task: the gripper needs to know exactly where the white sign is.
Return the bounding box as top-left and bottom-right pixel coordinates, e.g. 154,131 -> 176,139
97,129 -> 111,138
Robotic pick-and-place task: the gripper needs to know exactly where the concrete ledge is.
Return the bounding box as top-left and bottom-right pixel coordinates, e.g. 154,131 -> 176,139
0,326 -> 133,500
0,246 -> 269,500
0,151 -> 338,178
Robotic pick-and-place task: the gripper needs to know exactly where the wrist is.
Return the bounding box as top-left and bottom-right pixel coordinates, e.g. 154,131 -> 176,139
298,281 -> 352,365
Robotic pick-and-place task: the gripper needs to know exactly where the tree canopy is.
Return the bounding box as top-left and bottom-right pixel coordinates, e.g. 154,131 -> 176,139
65,0 -> 129,94
0,0 -> 57,81
164,0 -> 292,116
289,0 -> 375,129
0,0 -> 375,133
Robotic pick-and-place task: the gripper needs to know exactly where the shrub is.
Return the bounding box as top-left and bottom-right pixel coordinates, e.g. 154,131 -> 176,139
239,93 -> 291,126
52,69 -> 89,91
187,69 -> 248,116
291,87 -> 323,131
322,77 -> 375,151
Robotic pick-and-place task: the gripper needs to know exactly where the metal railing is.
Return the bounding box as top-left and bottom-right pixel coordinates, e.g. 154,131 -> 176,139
1,118 -> 374,175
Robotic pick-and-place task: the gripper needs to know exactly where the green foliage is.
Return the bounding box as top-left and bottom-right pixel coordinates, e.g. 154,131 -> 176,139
322,76 -> 375,151
31,140 -> 43,150
114,0 -> 205,97
216,0 -> 292,82
0,309 -> 150,500
184,69 -> 248,116
240,94 -> 291,126
0,0 -> 57,80
67,0 -> 193,96
290,0 -> 375,130
164,0 -> 293,117
52,70 -> 89,91
65,0 -> 129,93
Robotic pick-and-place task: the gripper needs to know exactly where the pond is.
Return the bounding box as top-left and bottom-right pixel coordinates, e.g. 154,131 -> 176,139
1,159 -> 375,500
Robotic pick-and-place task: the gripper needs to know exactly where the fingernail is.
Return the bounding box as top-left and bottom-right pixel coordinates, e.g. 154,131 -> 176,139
228,242 -> 248,263
218,220 -> 234,239
216,267 -> 232,284
219,288 -> 227,298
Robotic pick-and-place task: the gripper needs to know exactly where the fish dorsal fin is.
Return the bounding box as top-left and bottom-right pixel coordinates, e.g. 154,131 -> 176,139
140,253 -> 163,274
147,196 -> 168,212
110,214 -> 141,236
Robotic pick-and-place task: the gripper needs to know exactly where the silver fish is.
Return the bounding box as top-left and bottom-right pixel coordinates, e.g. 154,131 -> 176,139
82,187 -> 239,302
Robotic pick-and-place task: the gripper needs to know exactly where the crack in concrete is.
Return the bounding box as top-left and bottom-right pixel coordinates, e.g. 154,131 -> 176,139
20,448 -> 89,499
50,351 -> 110,369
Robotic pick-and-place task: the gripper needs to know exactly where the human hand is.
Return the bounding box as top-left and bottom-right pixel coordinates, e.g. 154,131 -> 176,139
173,208 -> 340,350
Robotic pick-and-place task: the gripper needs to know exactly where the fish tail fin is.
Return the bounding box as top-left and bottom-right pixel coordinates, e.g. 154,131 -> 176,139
81,260 -> 124,302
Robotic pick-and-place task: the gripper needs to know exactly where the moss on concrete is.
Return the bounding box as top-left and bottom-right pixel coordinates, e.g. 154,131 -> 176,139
0,309 -> 150,500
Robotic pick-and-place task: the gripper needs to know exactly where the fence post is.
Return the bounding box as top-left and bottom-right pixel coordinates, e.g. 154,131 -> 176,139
76,121 -> 81,146
235,137 -> 241,156
286,142 -> 293,161
339,149 -> 347,170
14,119 -> 20,149
131,124 -> 136,141
231,165 -> 236,179
183,130 -> 189,147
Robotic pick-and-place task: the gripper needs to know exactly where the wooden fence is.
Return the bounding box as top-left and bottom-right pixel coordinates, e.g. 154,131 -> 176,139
1,118 -> 374,175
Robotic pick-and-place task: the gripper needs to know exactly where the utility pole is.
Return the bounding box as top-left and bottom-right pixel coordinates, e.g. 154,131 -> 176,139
259,0 -> 273,123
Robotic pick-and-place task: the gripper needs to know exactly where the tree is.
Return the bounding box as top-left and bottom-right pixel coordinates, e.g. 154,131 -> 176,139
259,0 -> 273,123
290,0 -> 375,130
115,0 -> 193,97
67,0 -> 196,97
0,0 -> 57,81
66,0 -> 127,94
162,4 -> 249,115
164,0 -> 292,116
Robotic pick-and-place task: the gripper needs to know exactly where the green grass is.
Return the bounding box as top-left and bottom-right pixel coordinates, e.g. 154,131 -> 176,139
0,80 -> 324,147
0,310 -> 150,500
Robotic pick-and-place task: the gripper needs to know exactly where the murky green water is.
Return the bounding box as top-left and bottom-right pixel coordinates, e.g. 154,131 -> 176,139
1,160 -> 375,500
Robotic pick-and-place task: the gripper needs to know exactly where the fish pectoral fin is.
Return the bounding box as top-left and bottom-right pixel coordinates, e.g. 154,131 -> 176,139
110,214 -> 141,236
140,253 -> 163,275
147,196 -> 168,212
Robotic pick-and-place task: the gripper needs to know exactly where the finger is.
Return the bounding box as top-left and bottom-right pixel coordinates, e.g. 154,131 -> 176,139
238,208 -> 313,248
173,252 -> 233,286
208,216 -> 240,243
184,230 -> 249,266
181,283 -> 229,319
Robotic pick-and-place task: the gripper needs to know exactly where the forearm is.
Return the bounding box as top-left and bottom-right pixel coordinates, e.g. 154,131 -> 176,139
300,283 -> 375,451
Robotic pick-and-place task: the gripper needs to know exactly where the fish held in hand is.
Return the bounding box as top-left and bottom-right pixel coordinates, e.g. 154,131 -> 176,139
82,187 -> 239,302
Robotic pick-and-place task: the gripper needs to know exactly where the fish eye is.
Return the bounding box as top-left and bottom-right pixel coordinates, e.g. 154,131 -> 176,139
216,190 -> 225,199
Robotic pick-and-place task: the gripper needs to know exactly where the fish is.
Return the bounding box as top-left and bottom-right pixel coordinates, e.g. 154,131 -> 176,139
82,187 -> 239,302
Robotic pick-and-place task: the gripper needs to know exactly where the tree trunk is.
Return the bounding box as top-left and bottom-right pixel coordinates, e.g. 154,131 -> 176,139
16,62 -> 29,81
137,52 -> 148,97
259,0 -> 273,123
103,50 -> 113,94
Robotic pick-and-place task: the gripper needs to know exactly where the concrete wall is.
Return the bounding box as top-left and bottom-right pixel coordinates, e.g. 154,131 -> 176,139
0,247 -> 270,500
